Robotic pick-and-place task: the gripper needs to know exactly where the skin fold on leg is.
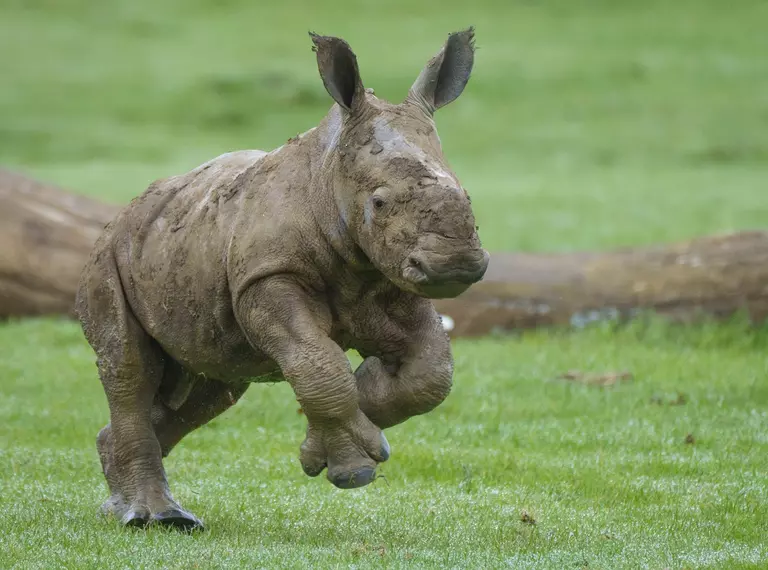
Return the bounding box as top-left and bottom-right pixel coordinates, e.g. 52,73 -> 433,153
152,372 -> 249,458
236,278 -> 390,489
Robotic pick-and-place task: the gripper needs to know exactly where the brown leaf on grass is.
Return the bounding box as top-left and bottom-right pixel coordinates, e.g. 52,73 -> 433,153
671,393 -> 687,406
352,542 -> 388,557
520,510 -> 536,525
685,433 -> 696,444
558,370 -> 634,387
650,392 -> 688,406
351,544 -> 366,557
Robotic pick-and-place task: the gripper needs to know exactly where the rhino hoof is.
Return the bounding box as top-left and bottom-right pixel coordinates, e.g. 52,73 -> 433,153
121,508 -> 150,528
301,460 -> 327,477
331,466 -> 377,489
379,432 -> 391,461
152,508 -> 205,531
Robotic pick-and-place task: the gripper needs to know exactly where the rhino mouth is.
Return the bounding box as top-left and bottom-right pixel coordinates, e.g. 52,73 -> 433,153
411,282 -> 474,299
401,249 -> 489,299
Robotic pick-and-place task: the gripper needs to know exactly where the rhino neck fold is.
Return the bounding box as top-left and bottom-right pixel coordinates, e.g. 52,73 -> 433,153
304,105 -> 377,277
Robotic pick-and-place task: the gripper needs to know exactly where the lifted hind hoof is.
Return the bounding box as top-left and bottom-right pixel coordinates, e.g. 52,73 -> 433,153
152,508 -> 204,531
330,466 -> 377,489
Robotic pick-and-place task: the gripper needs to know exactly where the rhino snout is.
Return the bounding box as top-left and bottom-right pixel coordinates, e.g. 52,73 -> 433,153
402,248 -> 489,299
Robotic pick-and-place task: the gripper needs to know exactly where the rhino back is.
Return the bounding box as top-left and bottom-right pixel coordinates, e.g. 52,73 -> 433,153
115,150 -> 274,379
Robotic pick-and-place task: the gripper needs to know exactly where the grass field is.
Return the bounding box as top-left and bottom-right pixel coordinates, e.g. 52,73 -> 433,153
1,0 -> 767,568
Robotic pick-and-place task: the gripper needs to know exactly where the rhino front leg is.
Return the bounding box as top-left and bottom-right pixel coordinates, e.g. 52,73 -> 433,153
354,300 -> 454,429
236,278 -> 389,489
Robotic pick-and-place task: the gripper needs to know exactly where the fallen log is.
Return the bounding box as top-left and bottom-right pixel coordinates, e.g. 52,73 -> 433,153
434,231 -> 768,337
0,169 -> 119,319
2,168 -> 767,336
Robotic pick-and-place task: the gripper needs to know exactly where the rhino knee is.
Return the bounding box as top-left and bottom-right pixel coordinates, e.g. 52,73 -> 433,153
412,361 -> 453,416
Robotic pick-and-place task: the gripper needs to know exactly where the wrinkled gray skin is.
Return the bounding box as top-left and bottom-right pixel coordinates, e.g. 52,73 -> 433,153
75,28 -> 488,531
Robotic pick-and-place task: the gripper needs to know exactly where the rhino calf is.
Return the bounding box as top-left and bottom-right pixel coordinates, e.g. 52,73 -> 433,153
76,28 -> 488,530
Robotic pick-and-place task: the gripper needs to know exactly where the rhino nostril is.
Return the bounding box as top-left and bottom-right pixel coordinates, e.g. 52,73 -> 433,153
403,255 -> 430,284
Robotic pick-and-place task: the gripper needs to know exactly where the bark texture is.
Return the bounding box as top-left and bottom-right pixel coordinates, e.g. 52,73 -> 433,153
0,168 -> 119,319
2,168 -> 767,336
433,231 -> 768,337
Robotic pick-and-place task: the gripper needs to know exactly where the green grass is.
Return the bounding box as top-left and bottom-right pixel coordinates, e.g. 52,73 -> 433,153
2,319 -> 767,568
1,0 -> 767,568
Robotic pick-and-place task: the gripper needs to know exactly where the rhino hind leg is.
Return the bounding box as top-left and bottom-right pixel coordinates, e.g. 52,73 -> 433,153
95,424 -> 127,516
151,370 -> 249,458
79,254 -> 203,531
95,421 -> 203,531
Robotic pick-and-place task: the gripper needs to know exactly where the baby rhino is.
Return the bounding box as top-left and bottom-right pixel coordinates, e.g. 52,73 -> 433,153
76,28 -> 488,530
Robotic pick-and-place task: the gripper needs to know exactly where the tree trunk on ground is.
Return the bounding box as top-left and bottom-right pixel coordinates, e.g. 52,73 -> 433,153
0,169 -> 119,319
1,168 -> 767,336
434,232 -> 768,337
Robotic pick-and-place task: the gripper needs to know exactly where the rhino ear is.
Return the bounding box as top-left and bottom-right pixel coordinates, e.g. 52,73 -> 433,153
408,27 -> 475,114
309,32 -> 366,112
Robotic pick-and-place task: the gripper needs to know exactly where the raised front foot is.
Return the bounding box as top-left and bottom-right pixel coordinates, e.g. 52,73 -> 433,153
330,465 -> 378,489
299,409 -> 390,490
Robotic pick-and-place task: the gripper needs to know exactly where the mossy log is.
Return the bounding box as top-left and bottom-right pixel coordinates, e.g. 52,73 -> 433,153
2,168 -> 767,336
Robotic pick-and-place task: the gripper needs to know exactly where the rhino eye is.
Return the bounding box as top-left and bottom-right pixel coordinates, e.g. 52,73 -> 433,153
372,197 -> 386,210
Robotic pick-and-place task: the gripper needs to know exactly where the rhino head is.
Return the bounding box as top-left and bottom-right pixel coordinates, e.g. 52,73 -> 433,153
311,29 -> 489,299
